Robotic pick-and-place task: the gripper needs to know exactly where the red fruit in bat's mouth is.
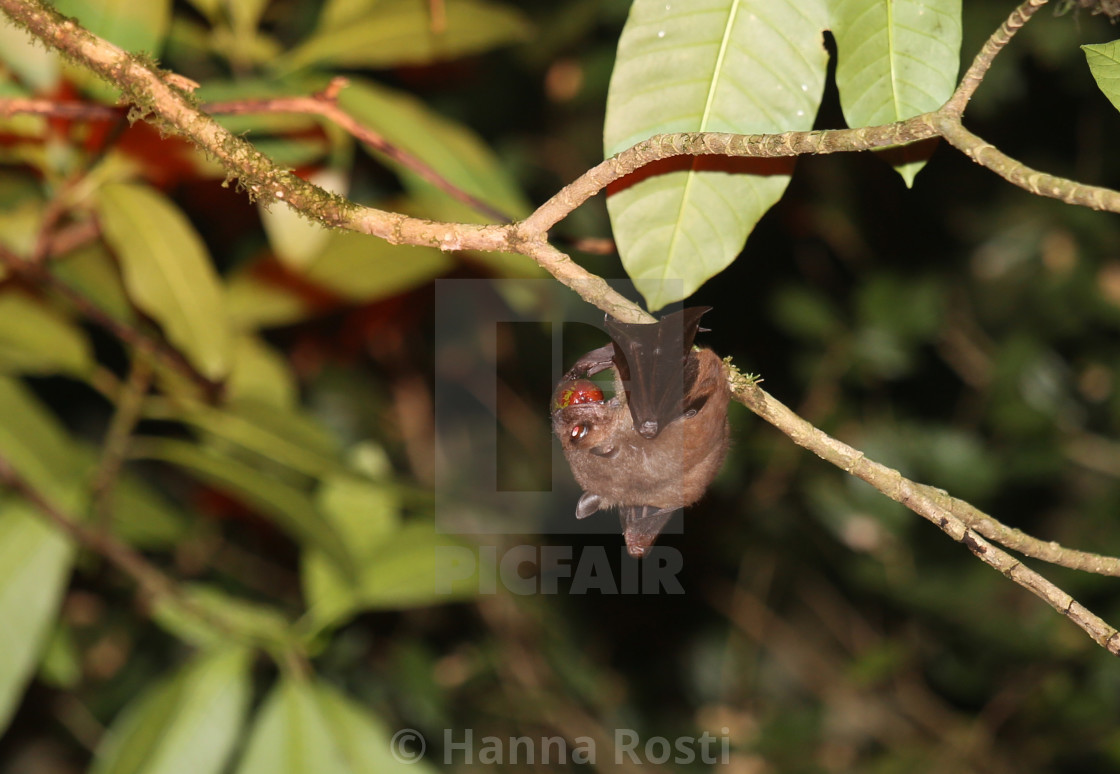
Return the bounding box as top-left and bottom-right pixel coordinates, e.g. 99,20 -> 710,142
552,379 -> 604,411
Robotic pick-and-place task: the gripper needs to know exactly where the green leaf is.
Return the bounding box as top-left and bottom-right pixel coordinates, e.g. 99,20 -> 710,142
301,469 -> 402,631
55,0 -> 173,101
181,0 -> 220,23
0,377 -> 85,508
97,182 -> 232,380
316,471 -> 401,555
226,231 -> 451,329
303,232 -> 454,300
38,620 -> 82,689
361,523 -> 479,608
771,285 -> 844,342
132,438 -> 356,576
316,0 -> 377,31
234,677 -> 350,774
52,0 -> 172,55
0,290 -> 94,376
0,377 -> 181,548
250,135 -> 333,168
152,584 -> 294,651
280,0 -> 531,71
158,398 -> 345,481
52,242 -> 137,325
228,0 -> 272,37
224,334 -> 299,408
110,472 -> 189,549
604,0 -> 829,310
316,682 -> 440,774
91,647 -> 252,774
338,79 -> 531,222
830,0 -> 961,185
0,502 -> 74,735
303,522 -> 478,633
237,676 -> 432,774
1084,40 -> 1120,114
0,18 -> 60,91
0,196 -> 43,258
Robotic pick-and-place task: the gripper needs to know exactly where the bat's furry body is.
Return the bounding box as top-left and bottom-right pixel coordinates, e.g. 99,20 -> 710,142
552,308 -> 730,557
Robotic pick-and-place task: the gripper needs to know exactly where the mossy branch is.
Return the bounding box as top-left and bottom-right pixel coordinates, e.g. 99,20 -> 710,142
5,0 -> 1120,653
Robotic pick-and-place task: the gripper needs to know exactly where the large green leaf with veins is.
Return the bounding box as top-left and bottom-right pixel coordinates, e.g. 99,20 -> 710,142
1084,39 -> 1120,114
604,0 -> 830,311
279,0 -> 530,72
604,0 -> 962,311
831,0 -> 961,185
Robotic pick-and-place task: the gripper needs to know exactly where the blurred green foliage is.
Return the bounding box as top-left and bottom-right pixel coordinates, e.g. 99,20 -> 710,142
0,0 -> 1119,773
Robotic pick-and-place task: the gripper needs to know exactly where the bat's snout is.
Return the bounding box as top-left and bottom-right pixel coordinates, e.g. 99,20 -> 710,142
637,419 -> 660,438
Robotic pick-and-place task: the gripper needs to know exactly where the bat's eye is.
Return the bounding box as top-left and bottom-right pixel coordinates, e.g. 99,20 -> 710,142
570,425 -> 589,440
552,379 -> 604,410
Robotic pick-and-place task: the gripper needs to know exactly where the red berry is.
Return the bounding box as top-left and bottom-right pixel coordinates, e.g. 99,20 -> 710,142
552,379 -> 604,410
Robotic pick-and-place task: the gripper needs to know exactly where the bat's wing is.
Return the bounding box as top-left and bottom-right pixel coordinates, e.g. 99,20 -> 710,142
619,506 -> 679,558
605,307 -> 710,439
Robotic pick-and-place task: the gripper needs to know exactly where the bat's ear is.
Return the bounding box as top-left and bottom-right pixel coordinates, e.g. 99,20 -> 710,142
575,492 -> 602,519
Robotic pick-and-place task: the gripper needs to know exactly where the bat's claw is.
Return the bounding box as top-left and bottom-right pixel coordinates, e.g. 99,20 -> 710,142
565,344 -> 616,380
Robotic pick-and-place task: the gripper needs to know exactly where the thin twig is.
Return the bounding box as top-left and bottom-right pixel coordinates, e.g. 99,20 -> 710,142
91,354 -> 152,532
729,375 -> 1120,655
204,77 -> 512,224
0,448 -> 311,662
944,0 -> 1049,115
924,484 -> 1120,576
933,115 -> 1120,212
0,97 -> 121,119
31,186 -> 73,265
517,118 -> 943,236
44,219 -> 100,257
0,244 -> 222,400
0,451 -> 177,602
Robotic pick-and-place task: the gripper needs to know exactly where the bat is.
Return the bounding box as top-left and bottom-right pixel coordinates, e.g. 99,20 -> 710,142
552,307 -> 731,557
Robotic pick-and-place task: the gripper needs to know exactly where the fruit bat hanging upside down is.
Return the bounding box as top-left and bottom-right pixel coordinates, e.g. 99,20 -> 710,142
551,307 -> 730,558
